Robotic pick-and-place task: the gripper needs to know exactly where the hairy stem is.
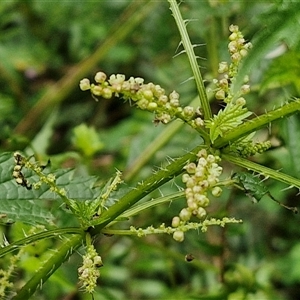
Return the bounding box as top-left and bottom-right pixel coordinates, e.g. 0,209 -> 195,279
214,99 -> 300,148
90,144 -> 206,234
168,0 -> 212,121
13,233 -> 84,300
223,153 -> 300,188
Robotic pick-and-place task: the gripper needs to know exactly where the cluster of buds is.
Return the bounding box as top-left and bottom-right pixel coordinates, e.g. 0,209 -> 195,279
13,152 -> 32,190
78,245 -> 103,293
228,140 -> 272,157
213,24 -> 252,104
228,24 -> 252,68
172,149 -> 223,242
80,72 -> 205,128
12,152 -> 57,191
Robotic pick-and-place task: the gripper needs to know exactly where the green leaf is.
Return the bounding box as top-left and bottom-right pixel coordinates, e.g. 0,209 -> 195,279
260,51 -> 300,95
206,104 -> 252,143
0,200 -> 55,226
232,172 -> 268,203
72,123 -> 104,157
233,3 -> 300,94
0,152 -> 101,201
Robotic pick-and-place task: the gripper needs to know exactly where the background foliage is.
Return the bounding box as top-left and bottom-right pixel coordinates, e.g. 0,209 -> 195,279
1,1 -> 300,299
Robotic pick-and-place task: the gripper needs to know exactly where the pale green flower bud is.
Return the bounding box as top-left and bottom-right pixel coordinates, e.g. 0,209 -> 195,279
187,198 -> 198,210
185,163 -> 197,174
235,97 -> 246,106
215,89 -> 225,100
241,84 -> 250,94
211,186 -> 222,197
169,90 -> 179,100
228,41 -> 238,53
229,24 -> 239,32
173,230 -> 184,242
240,49 -> 248,57
218,62 -> 228,73
170,98 -> 180,107
158,95 -> 168,105
182,174 -> 191,183
94,256 -> 103,268
186,177 -> 196,188
192,185 -> 202,194
135,77 -> 144,84
194,117 -> 204,127
206,154 -> 216,163
183,106 -> 194,118
79,78 -> 91,91
91,85 -> 102,96
195,167 -> 205,178
231,52 -> 241,62
179,208 -> 191,221
229,32 -> 238,41
143,90 -> 153,100
102,87 -> 113,99
219,78 -> 229,88
172,216 -> 181,227
94,72 -> 107,83
197,149 -> 207,158
196,207 -> 207,219
147,102 -> 158,111
198,157 -> 208,167
137,99 -> 149,109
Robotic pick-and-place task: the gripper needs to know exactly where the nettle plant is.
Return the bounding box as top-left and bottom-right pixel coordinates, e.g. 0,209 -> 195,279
1,1 -> 300,299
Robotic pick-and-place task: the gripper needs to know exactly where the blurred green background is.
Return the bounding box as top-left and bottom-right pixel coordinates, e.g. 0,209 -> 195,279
1,1 -> 300,299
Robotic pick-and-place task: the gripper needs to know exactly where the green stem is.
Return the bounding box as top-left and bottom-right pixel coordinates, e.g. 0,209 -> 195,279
222,153 -> 300,188
90,144 -> 206,234
0,227 -> 83,258
214,99 -> 300,148
13,233 -> 84,300
168,0 -> 212,121
107,191 -> 185,227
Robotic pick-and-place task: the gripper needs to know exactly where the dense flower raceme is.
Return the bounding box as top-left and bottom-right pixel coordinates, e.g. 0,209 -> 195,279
207,25 -> 271,156
80,72 -> 204,129
78,245 -> 103,294
213,24 -> 252,104
172,149 -> 223,242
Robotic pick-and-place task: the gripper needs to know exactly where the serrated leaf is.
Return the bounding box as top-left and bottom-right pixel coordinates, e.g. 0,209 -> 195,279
260,51 -> 300,94
206,104 -> 252,142
0,152 -> 101,201
0,200 -> 55,226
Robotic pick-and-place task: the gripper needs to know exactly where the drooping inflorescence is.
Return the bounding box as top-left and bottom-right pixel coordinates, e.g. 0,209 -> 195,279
80,72 -> 205,130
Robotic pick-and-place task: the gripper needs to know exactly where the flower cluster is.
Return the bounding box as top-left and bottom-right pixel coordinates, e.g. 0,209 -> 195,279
80,72 -> 204,129
0,258 -> 15,298
13,152 -> 32,190
227,139 -> 272,157
213,24 -> 252,104
129,217 -> 242,237
171,149 -> 223,242
78,245 -> 103,293
206,25 -> 253,143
